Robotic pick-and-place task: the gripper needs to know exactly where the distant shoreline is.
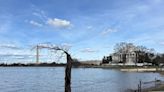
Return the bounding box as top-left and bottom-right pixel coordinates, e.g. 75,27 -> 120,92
1,64 -> 164,72
0,63 -> 66,67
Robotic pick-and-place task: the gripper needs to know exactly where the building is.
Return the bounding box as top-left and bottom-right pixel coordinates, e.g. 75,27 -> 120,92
111,51 -> 137,65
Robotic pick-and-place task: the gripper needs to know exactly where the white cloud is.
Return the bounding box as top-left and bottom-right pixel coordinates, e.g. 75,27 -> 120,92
32,11 -> 48,21
0,22 -> 11,33
81,48 -> 98,53
47,18 -> 72,28
152,0 -> 163,4
0,44 -> 21,49
101,28 -> 117,35
0,53 -> 34,57
62,43 -> 72,48
31,8 -> 72,29
0,26 -> 8,33
159,41 -> 164,46
0,49 -> 35,59
32,12 -> 41,17
87,26 -> 93,29
0,45 -> 37,63
30,20 -> 43,27
136,5 -> 150,12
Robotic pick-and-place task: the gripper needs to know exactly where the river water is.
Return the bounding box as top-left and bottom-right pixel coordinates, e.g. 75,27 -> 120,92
0,67 -> 164,92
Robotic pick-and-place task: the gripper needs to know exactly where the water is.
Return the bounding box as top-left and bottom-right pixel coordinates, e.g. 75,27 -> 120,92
0,67 -> 164,92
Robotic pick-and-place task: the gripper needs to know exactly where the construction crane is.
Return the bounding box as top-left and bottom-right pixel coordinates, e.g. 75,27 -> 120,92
31,43 -> 70,64
36,45 -> 39,64
31,44 -> 53,64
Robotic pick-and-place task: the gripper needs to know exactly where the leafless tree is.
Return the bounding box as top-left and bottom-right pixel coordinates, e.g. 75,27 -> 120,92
114,42 -> 135,63
51,46 -> 73,92
32,44 -> 73,92
114,42 -> 157,64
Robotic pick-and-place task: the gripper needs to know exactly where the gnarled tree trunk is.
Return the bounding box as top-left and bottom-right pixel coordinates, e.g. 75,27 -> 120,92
65,52 -> 72,92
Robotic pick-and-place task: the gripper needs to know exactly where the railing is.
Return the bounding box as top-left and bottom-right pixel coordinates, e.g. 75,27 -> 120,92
135,78 -> 163,92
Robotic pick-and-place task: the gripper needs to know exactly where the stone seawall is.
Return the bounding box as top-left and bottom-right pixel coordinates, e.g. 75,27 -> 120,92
120,68 -> 163,72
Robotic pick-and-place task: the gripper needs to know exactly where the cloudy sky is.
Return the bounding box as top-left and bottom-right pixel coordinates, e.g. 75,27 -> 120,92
0,0 -> 164,63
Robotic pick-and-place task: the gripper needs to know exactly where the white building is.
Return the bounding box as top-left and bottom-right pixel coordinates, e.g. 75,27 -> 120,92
111,51 -> 137,65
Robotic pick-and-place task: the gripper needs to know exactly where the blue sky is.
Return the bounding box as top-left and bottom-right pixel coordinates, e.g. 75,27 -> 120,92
0,0 -> 164,63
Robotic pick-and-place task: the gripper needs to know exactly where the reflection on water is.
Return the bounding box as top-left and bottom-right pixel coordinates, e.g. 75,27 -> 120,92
0,67 -> 164,92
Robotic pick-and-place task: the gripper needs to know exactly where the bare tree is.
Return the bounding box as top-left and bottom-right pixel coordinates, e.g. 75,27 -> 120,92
51,47 -> 73,92
114,42 -> 135,63
32,44 -> 73,92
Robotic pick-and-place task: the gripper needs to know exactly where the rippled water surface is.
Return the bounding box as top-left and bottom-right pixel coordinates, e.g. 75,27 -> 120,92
0,67 -> 164,92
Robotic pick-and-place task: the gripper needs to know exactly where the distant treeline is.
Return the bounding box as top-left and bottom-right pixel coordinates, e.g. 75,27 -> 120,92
0,59 -> 96,67
0,62 -> 66,67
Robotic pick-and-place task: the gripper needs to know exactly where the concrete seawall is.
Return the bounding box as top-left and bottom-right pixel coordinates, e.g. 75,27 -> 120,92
120,68 -> 163,72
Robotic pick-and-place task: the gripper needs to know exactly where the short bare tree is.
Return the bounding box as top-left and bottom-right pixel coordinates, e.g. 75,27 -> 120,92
32,43 -> 73,92
51,46 -> 73,92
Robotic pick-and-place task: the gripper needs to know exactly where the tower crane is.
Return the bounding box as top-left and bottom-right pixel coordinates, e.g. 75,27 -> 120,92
31,44 -> 53,64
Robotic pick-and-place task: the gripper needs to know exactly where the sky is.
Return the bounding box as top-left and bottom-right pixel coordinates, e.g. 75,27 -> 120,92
0,0 -> 164,63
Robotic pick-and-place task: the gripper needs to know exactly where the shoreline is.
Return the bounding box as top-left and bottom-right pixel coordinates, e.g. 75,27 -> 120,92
1,65 -> 164,72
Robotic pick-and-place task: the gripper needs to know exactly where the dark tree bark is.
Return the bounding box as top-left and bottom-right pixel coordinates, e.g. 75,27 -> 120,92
65,52 -> 72,92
